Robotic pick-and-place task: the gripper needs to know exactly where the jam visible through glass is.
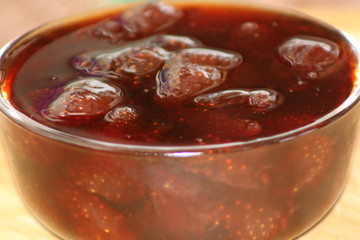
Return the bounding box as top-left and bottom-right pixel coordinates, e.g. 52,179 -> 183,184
2,2 -> 359,240
5,1 -> 357,145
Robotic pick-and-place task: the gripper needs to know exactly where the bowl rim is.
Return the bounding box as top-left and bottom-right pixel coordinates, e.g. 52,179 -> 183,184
0,0 -> 360,154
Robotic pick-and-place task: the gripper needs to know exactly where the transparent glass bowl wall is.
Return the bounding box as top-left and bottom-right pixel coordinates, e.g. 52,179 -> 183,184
0,1 -> 360,239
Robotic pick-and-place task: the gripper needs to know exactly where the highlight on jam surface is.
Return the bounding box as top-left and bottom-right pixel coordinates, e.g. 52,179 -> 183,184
6,1 -> 357,145
0,1 -> 359,240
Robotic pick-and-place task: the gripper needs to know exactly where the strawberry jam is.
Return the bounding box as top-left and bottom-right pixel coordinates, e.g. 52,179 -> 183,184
1,1 -> 359,240
4,1 -> 358,145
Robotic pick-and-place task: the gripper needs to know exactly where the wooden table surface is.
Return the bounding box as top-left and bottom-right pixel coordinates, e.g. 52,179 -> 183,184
1,1 -> 360,239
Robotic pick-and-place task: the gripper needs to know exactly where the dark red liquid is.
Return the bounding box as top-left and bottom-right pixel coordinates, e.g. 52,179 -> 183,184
4,2 -> 358,145
1,2 -> 359,240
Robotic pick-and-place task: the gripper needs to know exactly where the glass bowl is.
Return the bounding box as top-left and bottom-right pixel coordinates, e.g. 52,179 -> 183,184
0,1 -> 359,239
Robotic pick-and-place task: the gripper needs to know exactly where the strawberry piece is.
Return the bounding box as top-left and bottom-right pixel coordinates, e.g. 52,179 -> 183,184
249,89 -> 280,111
150,34 -> 202,51
261,112 -> 316,135
52,157 -> 148,239
44,79 -> 123,124
91,18 -> 126,43
194,88 -> 281,111
140,159 -> 292,239
122,2 -> 182,37
138,152 -> 292,239
182,149 -> 270,191
73,44 -> 168,78
156,63 -> 223,100
106,46 -> 165,76
176,48 -> 243,71
206,198 -> 291,240
271,36 -> 343,92
226,21 -> 281,61
54,184 -> 140,240
278,36 -> 340,72
155,47 -> 242,102
183,110 -> 263,143
62,157 -> 146,207
286,134 -> 334,192
139,163 -> 221,238
194,89 -> 250,107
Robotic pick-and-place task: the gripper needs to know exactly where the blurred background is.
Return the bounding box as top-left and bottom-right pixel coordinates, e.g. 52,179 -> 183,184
1,0 -> 360,46
0,0 -> 360,239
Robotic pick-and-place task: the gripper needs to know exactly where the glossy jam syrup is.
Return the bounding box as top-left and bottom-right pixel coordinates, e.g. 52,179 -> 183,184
4,2 -> 357,145
1,2 -> 359,240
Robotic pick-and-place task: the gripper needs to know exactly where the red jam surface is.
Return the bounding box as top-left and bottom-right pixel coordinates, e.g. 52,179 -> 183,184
4,1 -> 358,145
2,2 -> 359,240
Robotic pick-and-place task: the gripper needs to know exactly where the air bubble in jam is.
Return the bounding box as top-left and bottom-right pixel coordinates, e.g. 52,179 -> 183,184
44,78 -> 123,122
278,36 -> 340,73
122,1 -> 182,36
241,22 -> 259,35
